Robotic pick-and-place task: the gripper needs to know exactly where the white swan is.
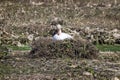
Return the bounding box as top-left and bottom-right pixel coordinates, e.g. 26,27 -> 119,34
53,24 -> 73,40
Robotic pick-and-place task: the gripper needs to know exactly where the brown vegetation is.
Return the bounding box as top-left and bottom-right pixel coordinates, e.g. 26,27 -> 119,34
0,0 -> 120,46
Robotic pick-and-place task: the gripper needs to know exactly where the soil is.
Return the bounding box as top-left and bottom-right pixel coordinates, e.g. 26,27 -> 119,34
0,51 -> 120,80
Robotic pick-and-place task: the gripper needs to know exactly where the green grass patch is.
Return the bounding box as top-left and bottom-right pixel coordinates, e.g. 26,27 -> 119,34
96,44 -> 120,52
7,45 -> 31,51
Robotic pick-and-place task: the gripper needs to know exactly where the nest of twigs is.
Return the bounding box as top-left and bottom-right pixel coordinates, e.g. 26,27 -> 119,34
29,38 -> 99,59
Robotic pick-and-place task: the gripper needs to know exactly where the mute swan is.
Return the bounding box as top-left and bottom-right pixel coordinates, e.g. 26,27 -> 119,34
53,24 -> 73,40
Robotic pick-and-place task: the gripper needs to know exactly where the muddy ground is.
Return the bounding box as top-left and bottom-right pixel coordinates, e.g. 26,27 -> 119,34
0,51 -> 120,80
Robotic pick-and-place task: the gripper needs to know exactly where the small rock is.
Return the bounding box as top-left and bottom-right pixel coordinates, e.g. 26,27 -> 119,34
112,77 -> 119,80
113,33 -> 120,39
69,64 -> 78,68
17,42 -> 22,47
27,34 -> 34,41
15,58 -> 21,60
83,72 -> 93,76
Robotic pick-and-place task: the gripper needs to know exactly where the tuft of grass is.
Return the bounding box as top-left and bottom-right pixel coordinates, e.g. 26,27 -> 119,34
96,44 -> 120,52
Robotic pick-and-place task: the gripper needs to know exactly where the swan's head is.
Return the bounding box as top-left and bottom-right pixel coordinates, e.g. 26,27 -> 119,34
56,24 -> 62,30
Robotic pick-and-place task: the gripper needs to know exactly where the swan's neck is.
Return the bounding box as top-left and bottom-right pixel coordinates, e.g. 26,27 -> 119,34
57,29 -> 62,35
